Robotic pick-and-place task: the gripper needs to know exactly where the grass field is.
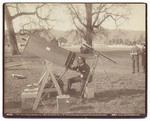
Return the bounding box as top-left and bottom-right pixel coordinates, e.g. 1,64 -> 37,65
4,47 -> 146,116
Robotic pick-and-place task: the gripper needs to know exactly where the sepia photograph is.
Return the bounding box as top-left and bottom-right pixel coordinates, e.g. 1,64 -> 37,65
3,2 -> 147,118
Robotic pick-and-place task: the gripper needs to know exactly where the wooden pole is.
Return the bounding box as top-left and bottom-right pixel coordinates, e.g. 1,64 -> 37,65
46,62 -> 62,96
33,71 -> 49,110
81,55 -> 99,97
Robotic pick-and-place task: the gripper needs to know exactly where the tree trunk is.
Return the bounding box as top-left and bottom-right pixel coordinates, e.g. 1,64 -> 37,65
85,4 -> 93,47
5,5 -> 20,55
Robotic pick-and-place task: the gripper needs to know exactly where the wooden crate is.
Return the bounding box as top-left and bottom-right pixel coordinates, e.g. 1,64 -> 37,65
84,82 -> 95,99
21,88 -> 38,110
57,95 -> 70,113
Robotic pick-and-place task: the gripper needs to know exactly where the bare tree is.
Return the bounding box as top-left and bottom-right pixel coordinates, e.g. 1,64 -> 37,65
68,3 -> 130,47
4,3 -> 54,55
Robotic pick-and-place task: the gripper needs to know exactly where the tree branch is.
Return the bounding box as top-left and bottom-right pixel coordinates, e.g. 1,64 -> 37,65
92,4 -> 114,27
12,4 -> 48,20
69,4 -> 87,28
93,14 -> 110,28
12,12 -> 36,20
70,10 -> 86,40
93,4 -> 129,29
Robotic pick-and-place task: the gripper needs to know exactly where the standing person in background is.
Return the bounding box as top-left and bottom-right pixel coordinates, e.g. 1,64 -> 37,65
130,41 -> 141,73
141,44 -> 146,73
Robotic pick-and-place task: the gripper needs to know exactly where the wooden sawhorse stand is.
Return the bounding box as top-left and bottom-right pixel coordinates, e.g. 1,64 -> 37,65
32,61 -> 63,110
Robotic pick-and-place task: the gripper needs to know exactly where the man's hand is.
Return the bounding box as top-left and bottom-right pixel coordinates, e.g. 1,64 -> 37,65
70,64 -> 77,69
78,73 -> 83,78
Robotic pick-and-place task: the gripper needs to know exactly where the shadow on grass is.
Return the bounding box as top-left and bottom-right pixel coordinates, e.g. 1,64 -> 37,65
71,105 -> 94,111
4,101 -> 21,109
67,89 -> 81,97
6,68 -> 30,71
89,88 -> 145,103
4,101 -> 39,113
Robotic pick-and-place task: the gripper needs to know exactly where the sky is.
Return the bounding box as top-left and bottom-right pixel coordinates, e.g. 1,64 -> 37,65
118,4 -> 146,31
6,3 -> 146,32
52,4 -> 146,31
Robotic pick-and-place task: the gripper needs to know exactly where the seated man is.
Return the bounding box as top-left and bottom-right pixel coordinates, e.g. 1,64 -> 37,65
67,56 -> 91,95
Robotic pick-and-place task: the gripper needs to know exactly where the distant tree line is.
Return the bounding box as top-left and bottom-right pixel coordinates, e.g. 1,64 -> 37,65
106,34 -> 145,45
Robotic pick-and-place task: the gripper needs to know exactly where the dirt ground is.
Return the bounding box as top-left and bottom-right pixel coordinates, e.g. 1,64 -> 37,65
3,48 -> 146,116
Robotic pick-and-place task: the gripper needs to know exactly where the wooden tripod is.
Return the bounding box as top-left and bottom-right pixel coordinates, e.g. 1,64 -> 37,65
33,61 -> 63,110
